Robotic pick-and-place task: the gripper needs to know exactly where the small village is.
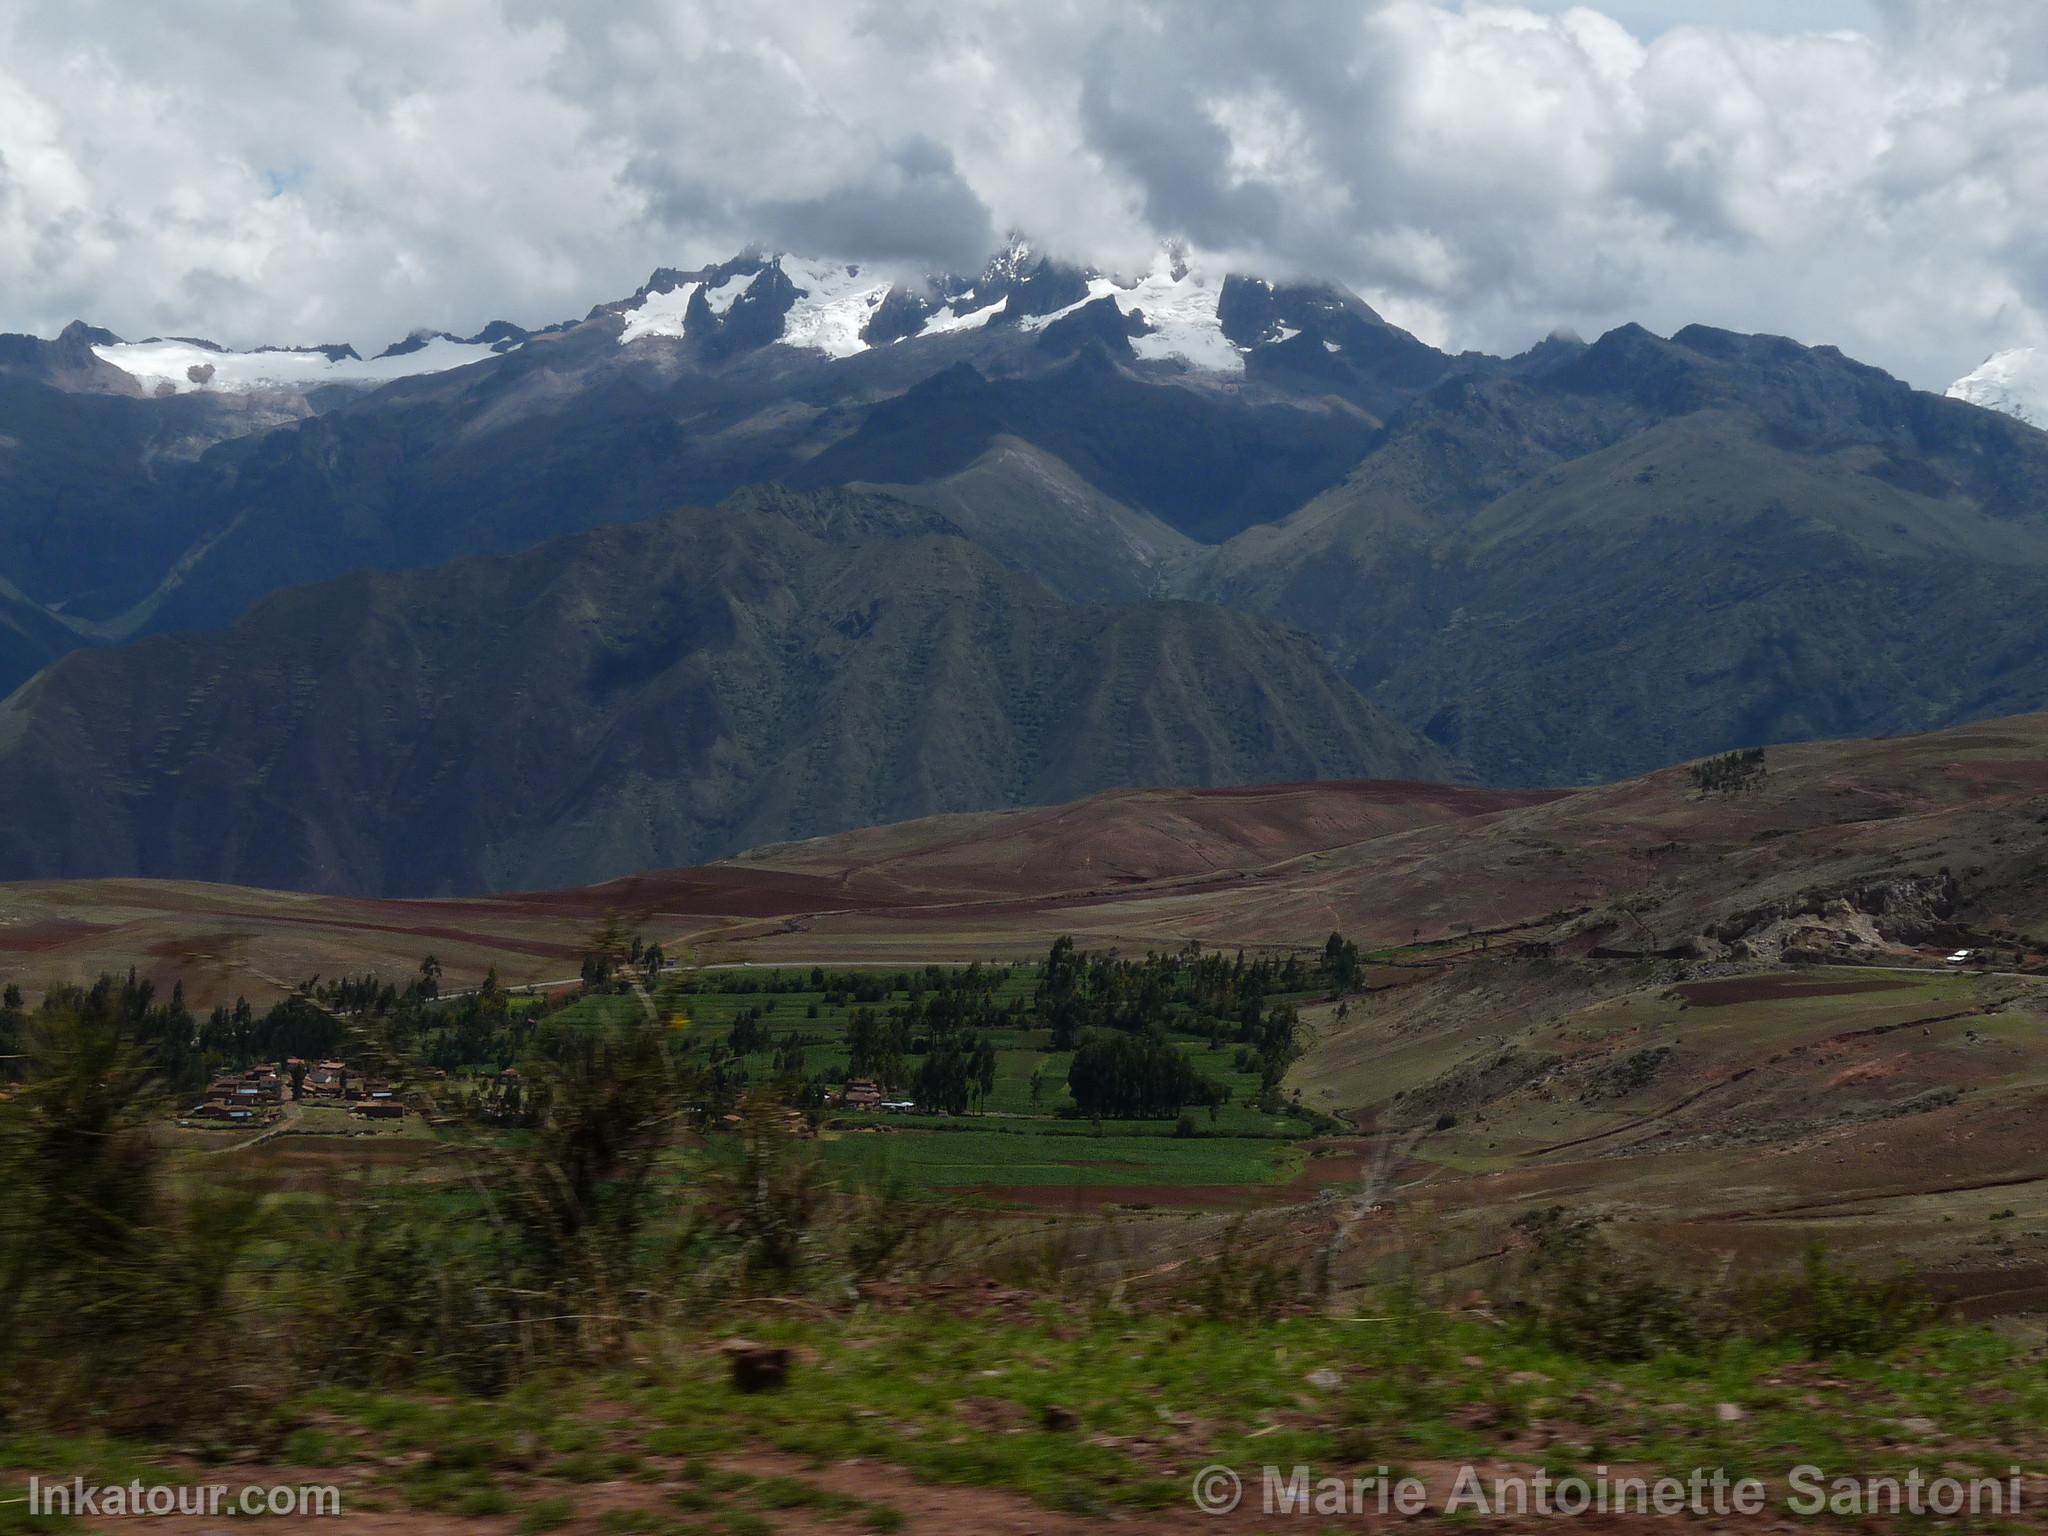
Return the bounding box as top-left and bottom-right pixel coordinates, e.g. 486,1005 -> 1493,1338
835,1077 -> 917,1113
179,1057 -> 407,1129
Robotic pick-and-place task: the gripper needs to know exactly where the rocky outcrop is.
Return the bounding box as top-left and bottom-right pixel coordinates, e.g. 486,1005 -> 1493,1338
1704,872 -> 1960,963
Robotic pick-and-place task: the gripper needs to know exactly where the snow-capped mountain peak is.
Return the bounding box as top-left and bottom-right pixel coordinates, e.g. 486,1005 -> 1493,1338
611,243 -> 1250,373
1017,247 -> 1243,373
90,327 -> 522,396
979,233 -> 1037,288
614,251 -> 892,358
40,240 -> 1427,406
775,255 -> 895,358
1946,347 -> 2048,428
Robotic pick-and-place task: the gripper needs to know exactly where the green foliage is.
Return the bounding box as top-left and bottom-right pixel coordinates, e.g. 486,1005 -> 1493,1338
1583,1044 -> 1674,1101
0,989 -> 266,1431
1747,1244 -> 1935,1357
1688,746 -> 1768,798
841,1175 -> 965,1284
292,1193 -> 522,1392
1509,1210 -> 1937,1363
517,1496 -> 575,1534
1067,1030 -> 1226,1119
1509,1209 -> 1706,1361
683,1096 -> 830,1293
0,491 -> 1440,893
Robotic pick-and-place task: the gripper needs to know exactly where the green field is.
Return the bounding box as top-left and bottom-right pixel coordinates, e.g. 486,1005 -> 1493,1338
819,1126 -> 1300,1189
543,962 -> 1328,1195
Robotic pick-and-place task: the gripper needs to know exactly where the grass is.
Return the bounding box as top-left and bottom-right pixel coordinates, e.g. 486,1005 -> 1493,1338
518,1495 -> 575,1532
156,1300 -> 2043,1526
288,1101 -> 426,1138
820,1125 -> 1297,1189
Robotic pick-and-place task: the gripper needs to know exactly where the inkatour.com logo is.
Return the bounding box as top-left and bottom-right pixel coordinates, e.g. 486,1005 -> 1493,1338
25,1476 -> 342,1519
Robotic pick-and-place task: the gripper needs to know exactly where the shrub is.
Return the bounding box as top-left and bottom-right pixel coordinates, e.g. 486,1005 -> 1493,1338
0,996 -> 267,1431
1507,1209 -> 1703,1361
1745,1245 -> 1935,1357
1507,1211 -> 1936,1363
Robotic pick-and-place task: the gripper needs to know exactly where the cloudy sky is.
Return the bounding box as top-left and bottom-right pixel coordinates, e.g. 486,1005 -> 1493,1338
1,0 -> 2042,388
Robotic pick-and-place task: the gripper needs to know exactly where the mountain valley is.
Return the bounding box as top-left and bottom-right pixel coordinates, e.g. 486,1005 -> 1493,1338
7,244 -> 2048,886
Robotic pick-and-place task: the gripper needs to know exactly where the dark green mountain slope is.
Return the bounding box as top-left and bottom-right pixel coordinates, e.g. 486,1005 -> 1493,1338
1188,326 -> 2048,783
790,349 -> 1378,542
0,490 -> 1447,895
0,583 -> 75,694
0,262 -> 1422,697
11,269 -> 2048,796
0,374 -> 274,627
853,435 -> 1198,602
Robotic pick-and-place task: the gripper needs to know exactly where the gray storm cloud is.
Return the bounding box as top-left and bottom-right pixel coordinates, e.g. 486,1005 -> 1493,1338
0,0 -> 2042,387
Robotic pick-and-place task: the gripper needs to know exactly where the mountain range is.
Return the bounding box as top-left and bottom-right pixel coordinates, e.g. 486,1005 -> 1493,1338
0,486 -> 1443,893
4,241 -> 2048,892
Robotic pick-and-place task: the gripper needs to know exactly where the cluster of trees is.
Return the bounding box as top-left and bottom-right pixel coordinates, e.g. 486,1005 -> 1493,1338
0,922 -> 1370,1134
845,1006 -> 912,1085
417,971 -> 546,1074
1688,746 -> 1768,797
574,920 -> 665,994
0,973 -> 202,1094
195,996 -> 341,1083
913,1035 -> 999,1115
455,1067 -> 552,1128
1067,1030 -> 1226,1120
0,953 -> 598,1112
838,965 -> 1012,1112
704,963 -> 1017,1008
1,956 -> 729,1416
1038,937 -> 1350,1047
725,1003 -> 834,1058
195,960 -> 545,1089
1033,935 -> 1365,1115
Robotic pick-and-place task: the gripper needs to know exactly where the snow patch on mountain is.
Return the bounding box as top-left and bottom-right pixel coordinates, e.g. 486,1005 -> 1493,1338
983,236 -> 1035,287
1947,347 -> 2048,428
777,256 -> 893,358
601,244 -> 1263,371
1020,253 -> 1244,373
703,270 -> 758,317
618,282 -> 700,344
919,294 -> 1006,338
93,333 -> 508,394
615,255 -> 891,358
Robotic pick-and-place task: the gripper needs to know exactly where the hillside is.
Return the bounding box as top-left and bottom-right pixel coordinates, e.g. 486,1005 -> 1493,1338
5,711 -> 2043,1002
1189,325 -> 2048,782
852,436 -> 1199,603
7,714 -> 2045,1304
6,250 -> 2048,792
0,249 -> 1429,696
740,713 -> 2048,964
0,488 -> 1445,895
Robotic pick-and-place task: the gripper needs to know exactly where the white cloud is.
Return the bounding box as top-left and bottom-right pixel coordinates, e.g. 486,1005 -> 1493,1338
0,0 -> 2042,387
